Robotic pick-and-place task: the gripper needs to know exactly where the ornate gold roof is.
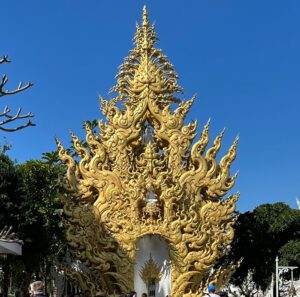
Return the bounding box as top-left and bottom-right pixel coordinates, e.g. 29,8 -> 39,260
57,6 -> 239,297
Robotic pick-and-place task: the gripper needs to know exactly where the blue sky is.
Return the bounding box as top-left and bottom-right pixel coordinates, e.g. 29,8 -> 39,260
1,1 -> 300,212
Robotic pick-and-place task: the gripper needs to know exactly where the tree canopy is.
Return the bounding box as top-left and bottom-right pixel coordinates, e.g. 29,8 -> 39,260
228,202 -> 300,291
0,153 -> 65,294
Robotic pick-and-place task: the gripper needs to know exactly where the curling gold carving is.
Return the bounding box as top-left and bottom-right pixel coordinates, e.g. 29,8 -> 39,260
57,7 -> 239,297
62,264 -> 104,295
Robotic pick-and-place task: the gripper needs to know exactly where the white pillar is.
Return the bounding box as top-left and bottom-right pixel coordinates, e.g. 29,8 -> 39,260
276,256 -> 279,297
270,273 -> 274,297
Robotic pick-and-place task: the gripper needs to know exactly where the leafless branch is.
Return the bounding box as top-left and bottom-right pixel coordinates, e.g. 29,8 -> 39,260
0,55 -> 11,64
0,74 -> 33,97
0,54 -> 35,132
0,105 -> 35,132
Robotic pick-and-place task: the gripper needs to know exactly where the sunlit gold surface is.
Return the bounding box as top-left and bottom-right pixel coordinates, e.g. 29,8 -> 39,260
57,7 -> 239,297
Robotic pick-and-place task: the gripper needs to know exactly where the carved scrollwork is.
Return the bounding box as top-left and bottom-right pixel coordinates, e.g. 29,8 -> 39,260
57,6 -> 239,297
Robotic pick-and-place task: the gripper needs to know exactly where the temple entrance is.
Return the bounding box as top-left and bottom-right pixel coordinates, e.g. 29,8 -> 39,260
134,235 -> 171,297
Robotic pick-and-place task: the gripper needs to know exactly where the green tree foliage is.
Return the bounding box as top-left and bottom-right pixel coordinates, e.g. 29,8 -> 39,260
0,154 -> 25,227
18,159 -> 65,279
0,154 -> 26,297
0,137 -> 12,153
279,239 -> 300,268
0,153 -> 66,293
228,202 -> 300,291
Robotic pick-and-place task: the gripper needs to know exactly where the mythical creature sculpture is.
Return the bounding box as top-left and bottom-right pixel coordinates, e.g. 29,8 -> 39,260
57,7 -> 239,297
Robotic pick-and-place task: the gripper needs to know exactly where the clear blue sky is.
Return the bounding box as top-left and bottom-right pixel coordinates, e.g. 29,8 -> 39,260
1,1 -> 300,212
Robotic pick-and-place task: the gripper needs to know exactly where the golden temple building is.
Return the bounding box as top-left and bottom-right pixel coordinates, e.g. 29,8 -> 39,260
57,7 -> 239,297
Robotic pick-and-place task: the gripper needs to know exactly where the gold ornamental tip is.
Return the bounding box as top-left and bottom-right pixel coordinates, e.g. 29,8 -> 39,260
142,5 -> 149,28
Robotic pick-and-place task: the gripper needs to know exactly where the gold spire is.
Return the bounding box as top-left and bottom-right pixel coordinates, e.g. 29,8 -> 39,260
141,5 -> 150,51
142,5 -> 149,29
107,5 -> 182,107
57,7 -> 239,297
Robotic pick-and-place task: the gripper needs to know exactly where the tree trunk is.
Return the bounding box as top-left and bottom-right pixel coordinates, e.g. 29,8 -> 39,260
2,256 -> 11,297
21,271 -> 32,294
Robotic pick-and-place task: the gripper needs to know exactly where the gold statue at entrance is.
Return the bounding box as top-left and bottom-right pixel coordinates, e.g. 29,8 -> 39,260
57,7 -> 239,297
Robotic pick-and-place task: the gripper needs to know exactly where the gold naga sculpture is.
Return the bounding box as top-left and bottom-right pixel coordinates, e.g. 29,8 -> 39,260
57,6 -> 239,297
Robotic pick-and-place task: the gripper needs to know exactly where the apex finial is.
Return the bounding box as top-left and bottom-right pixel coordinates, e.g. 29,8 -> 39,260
142,5 -> 149,28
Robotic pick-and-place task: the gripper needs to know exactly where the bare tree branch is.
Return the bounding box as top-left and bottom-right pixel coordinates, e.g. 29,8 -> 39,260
0,74 -> 33,97
0,105 -> 35,132
0,55 -> 11,64
0,54 -> 35,132
0,122 -> 35,132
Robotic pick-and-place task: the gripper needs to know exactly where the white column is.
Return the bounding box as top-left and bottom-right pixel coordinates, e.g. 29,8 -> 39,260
275,256 -> 279,297
270,273 -> 274,297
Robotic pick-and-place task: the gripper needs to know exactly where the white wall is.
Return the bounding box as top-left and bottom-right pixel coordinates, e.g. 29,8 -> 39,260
134,235 -> 171,297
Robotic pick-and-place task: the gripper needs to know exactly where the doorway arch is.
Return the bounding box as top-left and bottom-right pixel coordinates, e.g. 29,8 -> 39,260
134,235 -> 171,297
